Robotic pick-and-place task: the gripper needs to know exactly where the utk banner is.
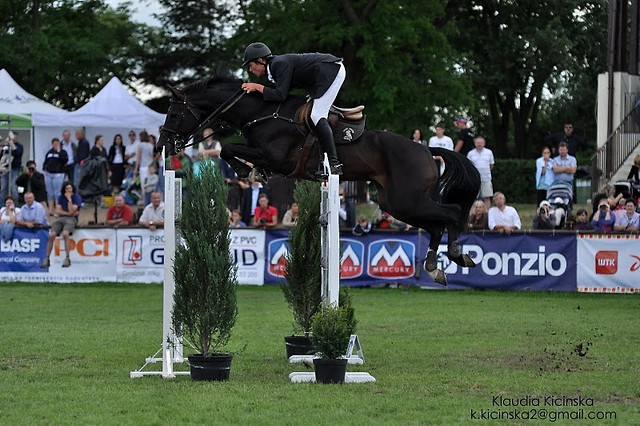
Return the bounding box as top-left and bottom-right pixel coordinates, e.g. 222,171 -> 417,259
264,231 -> 577,291
577,234 -> 640,293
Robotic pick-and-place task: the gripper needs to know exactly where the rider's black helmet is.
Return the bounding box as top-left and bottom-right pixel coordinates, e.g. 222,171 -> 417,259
242,42 -> 272,66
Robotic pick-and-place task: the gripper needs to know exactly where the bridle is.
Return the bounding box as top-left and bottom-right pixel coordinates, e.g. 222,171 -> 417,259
159,88 -> 246,150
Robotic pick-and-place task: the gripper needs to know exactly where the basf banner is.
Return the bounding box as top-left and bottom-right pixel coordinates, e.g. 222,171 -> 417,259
577,234 -> 640,293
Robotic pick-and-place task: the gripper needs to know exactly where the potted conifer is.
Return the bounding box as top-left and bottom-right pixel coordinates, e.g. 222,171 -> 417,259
171,162 -> 238,381
282,180 -> 322,358
310,291 -> 357,384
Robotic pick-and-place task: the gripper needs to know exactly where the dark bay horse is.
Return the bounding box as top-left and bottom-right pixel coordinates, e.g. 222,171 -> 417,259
157,75 -> 480,284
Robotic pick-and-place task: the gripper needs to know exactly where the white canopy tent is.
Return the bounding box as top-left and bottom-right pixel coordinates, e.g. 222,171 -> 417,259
32,76 -> 166,169
0,68 -> 66,162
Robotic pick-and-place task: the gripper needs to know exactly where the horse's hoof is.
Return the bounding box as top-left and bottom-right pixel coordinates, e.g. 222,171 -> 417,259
427,268 -> 447,286
447,253 -> 477,268
424,250 -> 438,272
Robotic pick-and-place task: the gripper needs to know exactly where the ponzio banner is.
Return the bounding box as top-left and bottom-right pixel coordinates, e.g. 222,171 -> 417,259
577,234 -> 640,293
264,231 -> 577,291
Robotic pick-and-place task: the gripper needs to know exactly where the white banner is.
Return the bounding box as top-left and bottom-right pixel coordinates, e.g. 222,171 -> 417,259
577,234 -> 640,293
229,229 -> 265,285
116,229 -> 165,283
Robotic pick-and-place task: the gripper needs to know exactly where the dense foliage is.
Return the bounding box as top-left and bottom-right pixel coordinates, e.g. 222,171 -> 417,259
282,180 -> 322,336
310,298 -> 357,360
172,163 -> 238,356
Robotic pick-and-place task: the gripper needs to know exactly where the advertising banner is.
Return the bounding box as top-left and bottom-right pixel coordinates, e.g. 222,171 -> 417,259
116,229 -> 165,283
264,231 -> 577,291
229,228 -> 266,285
577,234 -> 640,293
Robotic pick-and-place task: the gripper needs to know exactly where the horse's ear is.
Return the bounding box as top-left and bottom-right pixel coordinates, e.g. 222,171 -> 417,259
168,86 -> 184,101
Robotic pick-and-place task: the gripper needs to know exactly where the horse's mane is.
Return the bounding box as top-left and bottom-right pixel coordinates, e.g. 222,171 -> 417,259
181,70 -> 242,96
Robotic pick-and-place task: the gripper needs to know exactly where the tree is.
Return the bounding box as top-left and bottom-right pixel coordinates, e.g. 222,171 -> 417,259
0,0 -> 152,109
446,0 -> 607,157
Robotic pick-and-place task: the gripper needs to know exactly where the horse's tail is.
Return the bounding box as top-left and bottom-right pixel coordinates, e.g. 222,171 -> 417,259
429,147 -> 481,231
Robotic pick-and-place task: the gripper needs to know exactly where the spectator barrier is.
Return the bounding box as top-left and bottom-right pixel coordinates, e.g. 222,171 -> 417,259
1,227 -> 638,292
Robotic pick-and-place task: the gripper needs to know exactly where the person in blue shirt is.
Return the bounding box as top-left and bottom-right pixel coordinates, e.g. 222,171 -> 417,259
16,192 -> 48,228
41,181 -> 82,268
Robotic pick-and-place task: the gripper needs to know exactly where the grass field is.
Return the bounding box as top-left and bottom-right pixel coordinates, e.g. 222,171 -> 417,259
1,283 -> 638,425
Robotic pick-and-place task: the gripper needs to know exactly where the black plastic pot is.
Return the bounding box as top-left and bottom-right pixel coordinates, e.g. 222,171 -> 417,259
188,354 -> 233,381
284,335 -> 314,358
313,358 -> 348,384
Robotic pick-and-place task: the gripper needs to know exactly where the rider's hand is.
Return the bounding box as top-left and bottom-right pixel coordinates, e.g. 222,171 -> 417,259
242,83 -> 263,94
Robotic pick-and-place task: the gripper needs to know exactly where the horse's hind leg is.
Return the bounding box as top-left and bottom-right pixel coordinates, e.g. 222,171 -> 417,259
424,226 -> 447,286
445,226 -> 476,268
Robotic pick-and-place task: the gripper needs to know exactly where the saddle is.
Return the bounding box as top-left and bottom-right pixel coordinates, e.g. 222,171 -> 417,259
289,100 -> 366,179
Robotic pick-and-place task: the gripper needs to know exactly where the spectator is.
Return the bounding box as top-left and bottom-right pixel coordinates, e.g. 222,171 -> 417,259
15,160 -> 47,206
591,184 -> 623,213
282,201 -> 299,227
574,208 -> 593,231
241,177 -> 268,226
43,138 -> 69,216
627,154 -> 640,183
1,131 -> 23,201
41,181 -> 82,268
591,199 -> 616,232
428,122 -> 454,150
134,131 -> 156,190
220,158 -> 243,212
453,117 -> 475,156
193,151 -> 215,178
125,130 -> 139,174
411,128 -> 424,144
0,195 -> 19,242
198,128 -> 222,160
253,194 -> 278,228
60,129 -> 76,185
142,163 -> 159,207
535,146 -> 555,205
467,135 -> 495,208
105,195 -> 134,227
532,200 -> 556,230
90,135 -> 108,159
165,149 -> 192,199
108,134 -> 126,194
74,128 -> 91,185
138,191 -> 165,230
230,209 -> 247,228
552,141 -> 577,185
16,192 -> 48,228
352,214 -> 372,236
545,120 -> 588,156
613,199 -> 640,232
467,199 -> 489,231
338,188 -> 353,228
488,192 -> 522,234
372,209 -> 392,230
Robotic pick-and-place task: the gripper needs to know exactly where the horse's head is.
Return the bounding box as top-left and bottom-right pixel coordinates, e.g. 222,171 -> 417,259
157,86 -> 203,153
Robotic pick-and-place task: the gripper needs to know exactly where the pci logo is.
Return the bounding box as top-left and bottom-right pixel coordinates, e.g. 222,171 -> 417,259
267,238 -> 289,278
122,235 -> 143,266
340,239 -> 364,279
595,251 -> 618,275
367,239 -> 415,279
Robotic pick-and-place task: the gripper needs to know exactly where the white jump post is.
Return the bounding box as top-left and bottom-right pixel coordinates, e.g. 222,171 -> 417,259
289,155 -> 375,383
130,169 -> 189,379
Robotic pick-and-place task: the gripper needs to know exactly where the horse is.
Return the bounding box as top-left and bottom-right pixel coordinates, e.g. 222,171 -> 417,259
157,74 -> 481,285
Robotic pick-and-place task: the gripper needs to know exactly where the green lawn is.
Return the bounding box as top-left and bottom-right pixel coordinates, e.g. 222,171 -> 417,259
1,283 -> 638,425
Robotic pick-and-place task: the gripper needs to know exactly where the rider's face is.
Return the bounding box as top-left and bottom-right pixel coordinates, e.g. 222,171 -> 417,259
249,59 -> 266,77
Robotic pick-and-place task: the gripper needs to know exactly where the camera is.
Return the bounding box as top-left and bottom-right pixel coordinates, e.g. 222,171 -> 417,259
599,204 -> 608,211
259,218 -> 267,224
28,167 -> 35,173
538,206 -> 549,216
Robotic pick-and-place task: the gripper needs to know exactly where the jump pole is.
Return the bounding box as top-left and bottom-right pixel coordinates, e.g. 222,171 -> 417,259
289,156 -> 375,383
130,169 -> 189,378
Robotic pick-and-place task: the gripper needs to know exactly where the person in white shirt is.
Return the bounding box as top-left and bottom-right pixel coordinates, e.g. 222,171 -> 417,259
124,130 -> 140,174
467,136 -> 495,208
488,192 -> 522,234
428,123 -> 454,150
138,191 -> 165,231
613,198 -> 640,232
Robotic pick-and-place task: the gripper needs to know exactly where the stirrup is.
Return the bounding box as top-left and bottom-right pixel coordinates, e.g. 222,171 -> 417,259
313,163 -> 343,179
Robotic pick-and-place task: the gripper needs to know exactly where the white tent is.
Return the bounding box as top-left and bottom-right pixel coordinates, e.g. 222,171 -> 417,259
32,76 -> 166,168
0,68 -> 66,161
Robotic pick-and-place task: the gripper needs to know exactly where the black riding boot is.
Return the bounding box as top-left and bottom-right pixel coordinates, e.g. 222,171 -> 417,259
314,118 -> 343,178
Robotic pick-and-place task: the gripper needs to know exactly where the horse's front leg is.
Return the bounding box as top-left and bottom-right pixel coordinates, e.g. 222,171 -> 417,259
221,143 -> 268,178
446,226 -> 476,268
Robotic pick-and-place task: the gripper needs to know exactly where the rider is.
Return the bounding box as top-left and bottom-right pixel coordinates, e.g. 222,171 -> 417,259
241,42 -> 345,177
